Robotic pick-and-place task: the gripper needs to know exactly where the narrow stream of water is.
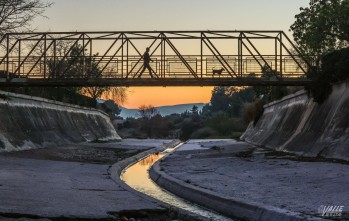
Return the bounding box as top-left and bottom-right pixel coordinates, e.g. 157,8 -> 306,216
120,146 -> 234,221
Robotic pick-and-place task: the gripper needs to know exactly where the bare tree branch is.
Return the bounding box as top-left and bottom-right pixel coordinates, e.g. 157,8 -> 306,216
138,105 -> 159,120
0,0 -> 53,37
102,87 -> 127,105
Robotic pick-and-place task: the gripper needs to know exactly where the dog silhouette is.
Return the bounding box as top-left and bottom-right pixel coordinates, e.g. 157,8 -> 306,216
212,68 -> 224,75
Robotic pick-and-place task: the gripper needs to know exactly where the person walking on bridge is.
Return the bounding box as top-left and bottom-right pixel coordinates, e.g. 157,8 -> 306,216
138,47 -> 154,78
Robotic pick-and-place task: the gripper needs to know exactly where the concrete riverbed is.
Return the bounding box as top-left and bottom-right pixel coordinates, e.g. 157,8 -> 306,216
152,139 -> 349,221
0,139 -> 175,220
1,138 -> 348,221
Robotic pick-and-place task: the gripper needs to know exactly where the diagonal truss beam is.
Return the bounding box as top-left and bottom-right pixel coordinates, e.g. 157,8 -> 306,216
244,31 -> 276,38
50,34 -> 84,78
98,37 -> 128,77
162,34 -> 198,78
25,40 -> 55,77
59,39 -> 92,78
137,39 -> 163,78
241,32 -> 273,72
241,41 -> 264,71
126,33 -> 162,78
13,36 -> 45,75
202,33 -> 237,78
131,39 -> 161,78
280,32 -> 312,73
0,39 -> 19,65
0,35 -> 7,46
94,33 -> 123,67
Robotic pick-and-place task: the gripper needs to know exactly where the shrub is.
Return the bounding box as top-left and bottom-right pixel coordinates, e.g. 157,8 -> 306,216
190,127 -> 217,139
205,112 -> 245,136
180,120 -> 201,141
306,47 -> 349,103
242,99 -> 264,126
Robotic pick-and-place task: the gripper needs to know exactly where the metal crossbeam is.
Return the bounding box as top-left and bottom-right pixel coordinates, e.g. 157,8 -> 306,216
0,30 -> 313,87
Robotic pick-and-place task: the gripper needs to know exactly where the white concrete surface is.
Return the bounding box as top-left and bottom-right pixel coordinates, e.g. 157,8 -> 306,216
0,139 -> 173,219
177,139 -> 239,151
154,139 -> 349,221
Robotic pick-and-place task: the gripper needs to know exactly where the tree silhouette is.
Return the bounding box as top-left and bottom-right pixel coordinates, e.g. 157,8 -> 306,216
0,0 -> 52,37
191,105 -> 199,115
290,0 -> 349,60
138,105 -> 159,120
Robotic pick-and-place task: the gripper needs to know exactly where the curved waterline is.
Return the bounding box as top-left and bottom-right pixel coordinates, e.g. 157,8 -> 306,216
120,146 -> 235,221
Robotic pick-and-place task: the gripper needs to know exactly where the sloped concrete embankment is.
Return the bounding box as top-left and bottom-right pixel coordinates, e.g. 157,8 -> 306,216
0,90 -> 121,152
241,82 -> 349,161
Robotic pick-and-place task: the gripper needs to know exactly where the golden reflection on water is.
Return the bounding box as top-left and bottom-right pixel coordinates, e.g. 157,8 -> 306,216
120,152 -> 234,221
139,153 -> 164,166
121,153 -> 165,190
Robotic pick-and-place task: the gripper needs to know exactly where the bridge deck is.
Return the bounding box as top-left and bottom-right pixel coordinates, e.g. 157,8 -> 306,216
0,78 -> 311,87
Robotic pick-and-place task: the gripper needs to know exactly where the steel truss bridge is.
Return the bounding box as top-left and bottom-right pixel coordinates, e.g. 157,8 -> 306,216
0,31 -> 313,87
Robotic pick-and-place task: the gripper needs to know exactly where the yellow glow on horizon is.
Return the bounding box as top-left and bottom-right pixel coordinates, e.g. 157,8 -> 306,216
123,86 -> 213,109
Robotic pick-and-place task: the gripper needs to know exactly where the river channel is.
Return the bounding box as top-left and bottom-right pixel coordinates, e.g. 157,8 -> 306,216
120,146 -> 234,221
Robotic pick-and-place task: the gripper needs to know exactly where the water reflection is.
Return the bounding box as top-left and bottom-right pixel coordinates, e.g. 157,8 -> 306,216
138,153 -> 163,166
121,152 -> 234,221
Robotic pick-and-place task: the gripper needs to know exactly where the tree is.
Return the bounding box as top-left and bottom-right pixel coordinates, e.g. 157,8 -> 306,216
227,87 -> 255,117
253,65 -> 287,102
200,103 -> 211,117
81,87 -> 107,101
82,86 -> 127,104
337,0 -> 349,42
101,87 -> 127,105
99,100 -> 121,119
291,0 -> 349,103
47,44 -> 90,95
190,105 -> 199,115
137,105 -> 161,138
204,86 -> 256,117
138,105 -> 159,120
47,44 -> 127,104
290,0 -> 349,60
0,0 -> 52,37
209,87 -> 230,113
242,99 -> 264,126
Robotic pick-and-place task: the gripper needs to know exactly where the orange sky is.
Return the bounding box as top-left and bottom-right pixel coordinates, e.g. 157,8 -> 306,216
122,87 -> 213,108
32,1 -> 308,109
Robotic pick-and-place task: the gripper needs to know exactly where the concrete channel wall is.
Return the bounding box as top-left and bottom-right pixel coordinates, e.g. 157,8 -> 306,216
0,90 -> 121,152
241,81 -> 349,161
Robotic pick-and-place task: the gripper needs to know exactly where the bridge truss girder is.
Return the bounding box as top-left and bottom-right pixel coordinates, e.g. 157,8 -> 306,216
0,30 -> 313,87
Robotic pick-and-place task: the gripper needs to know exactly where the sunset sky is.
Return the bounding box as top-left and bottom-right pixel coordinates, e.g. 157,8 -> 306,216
33,0 -> 308,108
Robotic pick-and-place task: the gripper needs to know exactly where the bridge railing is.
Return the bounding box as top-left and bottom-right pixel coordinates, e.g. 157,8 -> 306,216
0,31 -> 313,85
0,55 -> 308,78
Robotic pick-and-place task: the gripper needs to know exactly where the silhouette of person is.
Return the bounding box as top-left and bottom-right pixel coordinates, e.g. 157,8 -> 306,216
138,47 -> 153,78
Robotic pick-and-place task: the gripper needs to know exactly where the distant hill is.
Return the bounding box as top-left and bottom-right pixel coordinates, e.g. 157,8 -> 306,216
119,103 -> 206,119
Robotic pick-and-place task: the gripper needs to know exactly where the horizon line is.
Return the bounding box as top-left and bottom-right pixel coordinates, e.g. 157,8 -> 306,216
120,102 -> 208,109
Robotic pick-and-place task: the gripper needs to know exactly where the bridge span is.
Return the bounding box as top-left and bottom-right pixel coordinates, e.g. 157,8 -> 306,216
0,30 -> 313,87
